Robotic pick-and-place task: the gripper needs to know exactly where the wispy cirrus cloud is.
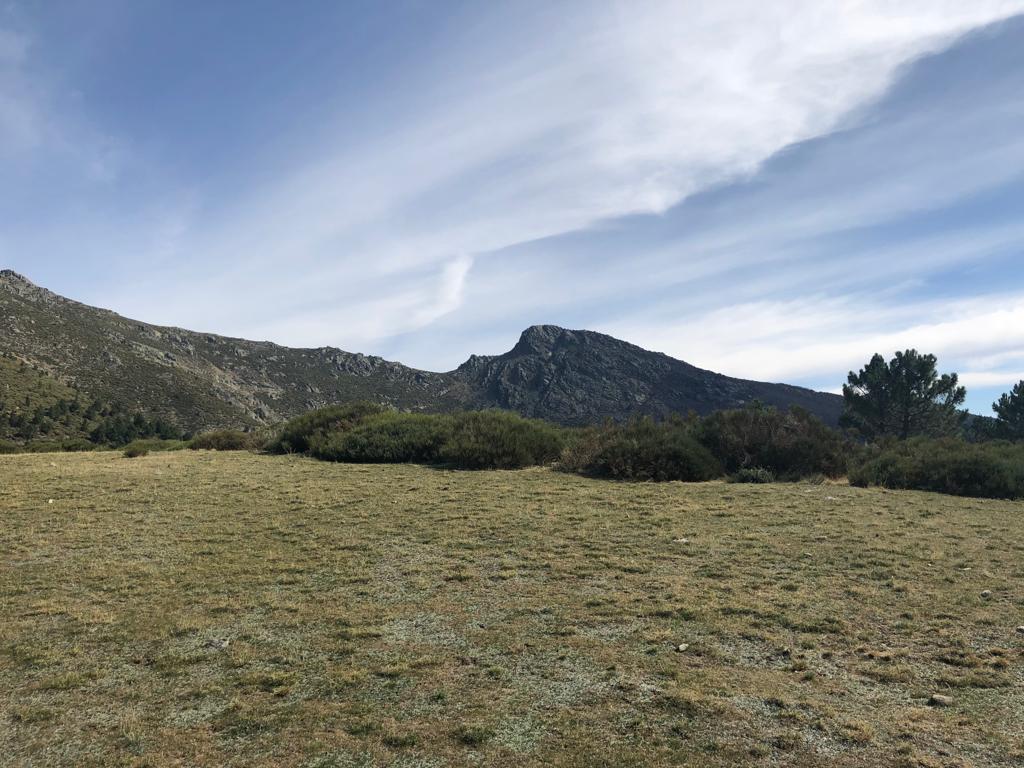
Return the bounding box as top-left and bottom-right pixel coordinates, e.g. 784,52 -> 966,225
92,2 -> 1020,342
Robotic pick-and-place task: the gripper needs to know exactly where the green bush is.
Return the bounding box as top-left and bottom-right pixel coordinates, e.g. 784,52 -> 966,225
849,438 -> 1024,499
696,404 -> 849,480
89,411 -> 182,446
0,439 -> 21,454
439,411 -> 566,469
311,412 -> 452,463
562,418 -> 722,482
123,445 -> 149,458
268,403 -> 858,483
121,438 -> 188,454
267,402 -> 387,454
310,410 -> 565,469
729,467 -> 775,484
52,438 -> 98,452
189,429 -> 257,451
23,438 -> 97,453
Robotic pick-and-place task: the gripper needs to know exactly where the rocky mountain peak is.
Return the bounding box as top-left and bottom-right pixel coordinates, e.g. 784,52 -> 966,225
1,269 -> 34,285
509,325 -> 583,357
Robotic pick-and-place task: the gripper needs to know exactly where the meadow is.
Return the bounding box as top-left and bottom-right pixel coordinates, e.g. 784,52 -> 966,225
1,451 -> 1022,767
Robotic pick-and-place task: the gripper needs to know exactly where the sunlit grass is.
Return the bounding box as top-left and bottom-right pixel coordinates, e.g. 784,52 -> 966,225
1,451 -> 1021,767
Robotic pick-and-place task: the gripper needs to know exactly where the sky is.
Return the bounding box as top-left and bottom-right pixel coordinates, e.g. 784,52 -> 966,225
2,1 -> 1023,414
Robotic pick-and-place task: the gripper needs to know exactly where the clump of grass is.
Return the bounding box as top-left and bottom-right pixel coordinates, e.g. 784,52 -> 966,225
237,670 -> 294,695
10,705 -> 55,723
381,731 -> 418,748
452,723 -> 494,746
34,671 -> 94,691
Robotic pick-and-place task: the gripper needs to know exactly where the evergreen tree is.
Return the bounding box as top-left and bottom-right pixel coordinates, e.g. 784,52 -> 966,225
841,350 -> 966,440
993,381 -> 1024,440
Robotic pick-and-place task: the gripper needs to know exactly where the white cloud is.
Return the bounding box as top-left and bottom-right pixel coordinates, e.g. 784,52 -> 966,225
102,2 -> 1024,341
234,254 -> 476,348
960,371 -> 1024,388
412,254 -> 474,327
605,294 -> 1024,392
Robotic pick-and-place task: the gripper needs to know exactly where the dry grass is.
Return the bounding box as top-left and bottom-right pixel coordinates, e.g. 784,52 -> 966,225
1,451 -> 1022,767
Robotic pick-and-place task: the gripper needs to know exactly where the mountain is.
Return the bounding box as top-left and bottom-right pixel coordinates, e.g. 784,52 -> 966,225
0,270 -> 843,431
456,324 -> 843,424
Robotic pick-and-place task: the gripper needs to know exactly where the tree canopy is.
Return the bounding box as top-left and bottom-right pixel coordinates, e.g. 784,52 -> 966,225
841,350 -> 965,440
993,380 -> 1024,441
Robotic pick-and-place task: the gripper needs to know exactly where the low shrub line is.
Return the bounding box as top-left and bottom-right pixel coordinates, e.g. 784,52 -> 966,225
849,438 -> 1024,500
6,400 -> 1021,500
266,402 -> 854,483
265,402 -> 1024,498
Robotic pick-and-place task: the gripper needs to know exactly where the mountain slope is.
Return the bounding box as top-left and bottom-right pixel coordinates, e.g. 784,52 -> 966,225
457,324 -> 843,424
0,270 -> 842,430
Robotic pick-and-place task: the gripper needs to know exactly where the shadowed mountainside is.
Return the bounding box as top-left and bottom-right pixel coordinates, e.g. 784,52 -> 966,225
0,270 -> 842,431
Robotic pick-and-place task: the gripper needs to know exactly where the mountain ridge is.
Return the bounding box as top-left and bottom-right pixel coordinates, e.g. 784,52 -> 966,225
0,270 -> 843,430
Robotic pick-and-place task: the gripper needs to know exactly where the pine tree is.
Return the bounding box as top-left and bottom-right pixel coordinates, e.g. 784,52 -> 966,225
841,350 -> 966,440
993,381 -> 1024,440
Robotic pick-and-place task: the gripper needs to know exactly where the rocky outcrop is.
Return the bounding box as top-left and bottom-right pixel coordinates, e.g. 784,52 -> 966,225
454,325 -> 843,425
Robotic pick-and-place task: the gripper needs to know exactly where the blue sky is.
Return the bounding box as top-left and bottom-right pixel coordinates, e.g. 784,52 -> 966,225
2,1 -> 1023,414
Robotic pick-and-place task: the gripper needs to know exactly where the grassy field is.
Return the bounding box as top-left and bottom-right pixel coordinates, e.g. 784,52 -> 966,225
1,452 -> 1022,767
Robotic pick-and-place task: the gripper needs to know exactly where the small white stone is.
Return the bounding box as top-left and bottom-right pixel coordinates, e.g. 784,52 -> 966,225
47,499 -> 54,504
676,643 -> 689,653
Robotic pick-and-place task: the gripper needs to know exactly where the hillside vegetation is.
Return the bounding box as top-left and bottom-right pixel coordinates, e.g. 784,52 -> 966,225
0,270 -> 843,432
264,402 -> 1024,499
2,452 -> 1021,767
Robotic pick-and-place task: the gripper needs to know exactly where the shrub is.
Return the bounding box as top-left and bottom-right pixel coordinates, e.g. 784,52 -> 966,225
298,409 -> 564,469
89,411 -> 182,446
189,429 -> 257,451
439,411 -> 566,469
0,439 -> 21,454
562,418 -> 722,482
123,445 -> 149,458
23,439 -> 97,453
849,438 -> 1024,499
729,467 -> 775,484
56,438 -> 97,452
267,402 -> 387,454
311,412 -> 452,463
121,438 -> 188,454
696,404 -> 849,480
